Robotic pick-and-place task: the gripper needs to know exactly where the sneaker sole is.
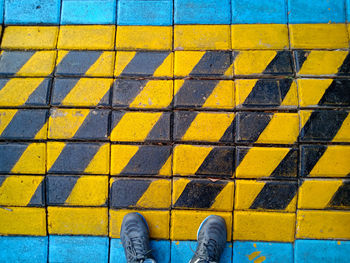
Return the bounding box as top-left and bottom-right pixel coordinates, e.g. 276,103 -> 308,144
196,215 -> 217,239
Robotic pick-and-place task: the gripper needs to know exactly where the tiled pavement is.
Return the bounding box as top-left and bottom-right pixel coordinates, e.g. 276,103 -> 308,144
0,0 -> 350,262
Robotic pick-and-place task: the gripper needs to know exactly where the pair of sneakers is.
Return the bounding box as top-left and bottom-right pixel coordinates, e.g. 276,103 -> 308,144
121,213 -> 227,263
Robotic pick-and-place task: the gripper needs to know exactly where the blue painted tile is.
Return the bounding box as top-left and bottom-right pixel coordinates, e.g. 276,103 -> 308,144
0,236 -> 48,263
117,0 -> 173,26
4,0 -> 61,24
174,0 -> 231,24
171,241 -> 232,262
49,236 -> 109,263
231,0 -> 287,24
233,241 -> 293,263
61,0 -> 116,25
288,0 -> 346,24
295,240 -> 350,263
110,239 -> 170,263
347,0 -> 350,22
0,0 -> 3,23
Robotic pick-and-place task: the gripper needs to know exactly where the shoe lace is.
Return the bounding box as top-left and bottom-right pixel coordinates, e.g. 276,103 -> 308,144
195,238 -> 219,263
125,237 -> 151,263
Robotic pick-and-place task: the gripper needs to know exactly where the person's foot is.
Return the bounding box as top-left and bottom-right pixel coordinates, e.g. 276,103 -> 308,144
120,212 -> 154,263
189,215 -> 227,263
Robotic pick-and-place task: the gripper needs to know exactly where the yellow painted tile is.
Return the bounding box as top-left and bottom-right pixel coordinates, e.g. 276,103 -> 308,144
0,207 -> 46,236
235,180 -> 297,212
65,176 -> 108,206
171,210 -> 232,241
48,207 -> 108,235
0,78 -> 49,107
298,79 -> 334,107
172,178 -> 234,211
110,112 -> 164,142
58,25 -> 115,50
0,175 -> 44,206
178,112 -> 235,142
129,80 -> 173,109
14,51 -> 56,76
235,79 -> 298,108
236,147 -> 297,178
110,144 -> 171,176
48,108 -> 90,139
11,143 -> 46,174
308,146 -> 350,178
174,25 -> 230,50
1,26 -> 58,49
116,26 -> 172,50
256,113 -> 299,144
297,51 -> 348,76
298,179 -> 344,209
233,211 -> 295,242
109,209 -> 170,239
232,24 -> 289,50
47,142 -> 110,175
296,210 -> 350,239
290,24 -> 349,49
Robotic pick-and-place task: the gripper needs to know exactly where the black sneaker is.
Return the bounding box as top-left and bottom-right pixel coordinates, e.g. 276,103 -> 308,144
120,212 -> 155,263
189,215 -> 227,263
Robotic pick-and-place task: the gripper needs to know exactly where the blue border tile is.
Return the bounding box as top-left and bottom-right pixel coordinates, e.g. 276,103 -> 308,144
4,0 -> 61,24
117,0 -> 173,26
233,241 -> 293,263
288,0 -> 346,24
61,0 -> 116,25
49,236 -> 109,263
232,0 -> 287,24
174,0 -> 231,24
295,240 -> 350,263
0,236 -> 48,263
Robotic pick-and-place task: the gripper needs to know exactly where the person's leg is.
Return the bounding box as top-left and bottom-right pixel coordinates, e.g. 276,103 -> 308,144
189,215 -> 227,263
120,212 -> 157,263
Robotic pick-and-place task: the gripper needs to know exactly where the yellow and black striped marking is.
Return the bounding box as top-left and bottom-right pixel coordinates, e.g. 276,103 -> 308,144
174,111 -> 234,143
235,79 -> 298,109
172,178 -> 234,211
234,50 -> 294,76
110,178 -> 171,209
0,109 -> 48,140
295,50 -> 350,76
111,145 -> 172,176
236,146 -> 298,178
0,175 -> 44,206
173,144 -> 234,177
299,179 -> 350,210
0,50 -> 56,76
235,180 -> 297,212
299,110 -> 350,142
173,80 -> 234,109
115,51 -> 173,78
47,142 -> 110,175
51,78 -> 113,107
0,78 -> 51,107
300,145 -> 350,177
298,79 -> 350,108
174,51 -> 233,78
48,108 -> 109,140
236,112 -> 299,144
110,111 -> 171,142
0,143 -> 46,174
55,51 -> 114,77
113,79 -> 173,109
46,175 -> 108,206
